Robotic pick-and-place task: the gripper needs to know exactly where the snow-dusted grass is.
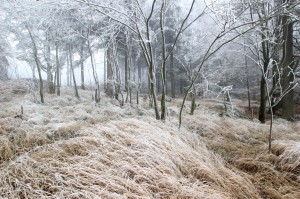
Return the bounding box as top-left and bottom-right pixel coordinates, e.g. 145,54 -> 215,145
0,80 -> 300,198
0,117 -> 260,198
182,104 -> 300,198
272,141 -> 300,175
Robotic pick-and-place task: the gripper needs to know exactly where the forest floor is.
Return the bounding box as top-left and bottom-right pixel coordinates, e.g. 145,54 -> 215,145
0,80 -> 300,198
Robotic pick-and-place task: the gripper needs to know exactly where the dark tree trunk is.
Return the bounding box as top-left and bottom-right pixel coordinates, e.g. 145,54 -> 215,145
156,70 -> 161,94
281,11 -> 294,121
36,61 -> 44,103
258,9 -> 270,123
160,3 -> 167,120
259,75 -> 267,123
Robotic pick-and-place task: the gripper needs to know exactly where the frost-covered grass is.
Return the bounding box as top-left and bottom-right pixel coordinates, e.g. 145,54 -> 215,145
0,118 -> 260,198
272,141 -> 300,174
0,80 -> 300,198
182,104 -> 300,198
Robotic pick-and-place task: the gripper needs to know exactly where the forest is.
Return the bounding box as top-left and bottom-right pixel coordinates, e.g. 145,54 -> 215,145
0,0 -> 300,198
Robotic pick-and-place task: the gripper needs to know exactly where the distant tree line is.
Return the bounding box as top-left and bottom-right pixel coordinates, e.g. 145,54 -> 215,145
0,0 -> 299,125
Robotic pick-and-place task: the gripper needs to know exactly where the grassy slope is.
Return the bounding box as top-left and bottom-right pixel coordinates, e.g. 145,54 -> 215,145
183,100 -> 300,199
0,81 -> 299,198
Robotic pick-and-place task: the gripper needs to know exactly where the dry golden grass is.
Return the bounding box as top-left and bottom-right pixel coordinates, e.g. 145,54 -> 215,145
0,86 -> 261,198
0,116 -> 261,198
272,141 -> 300,175
0,82 -> 300,198
181,102 -> 300,199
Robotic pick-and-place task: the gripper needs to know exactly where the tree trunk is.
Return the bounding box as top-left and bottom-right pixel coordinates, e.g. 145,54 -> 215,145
156,71 -> 161,93
170,50 -> 175,98
281,10 -> 294,121
125,48 -> 128,102
160,2 -> 166,120
150,63 -> 160,119
88,39 -> 100,102
67,54 -> 70,87
27,26 -> 44,103
259,42 -> 269,124
128,38 -> 132,104
190,85 -> 196,115
46,67 -> 54,93
46,33 -> 54,94
258,10 -> 269,123
259,75 -> 267,123
111,40 -> 123,105
80,43 -> 85,90
125,34 -> 132,104
244,44 -> 251,110
36,61 -> 44,103
106,44 -> 114,98
47,65 -> 54,94
137,57 -> 141,105
69,44 -> 79,99
56,42 -> 60,96
104,50 -> 107,91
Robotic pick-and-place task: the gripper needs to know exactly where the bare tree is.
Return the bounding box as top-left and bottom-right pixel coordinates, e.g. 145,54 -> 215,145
77,0 -> 200,120
26,25 -> 44,103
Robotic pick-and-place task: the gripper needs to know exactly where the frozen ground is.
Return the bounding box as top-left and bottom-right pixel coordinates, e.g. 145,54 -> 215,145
0,80 -> 300,198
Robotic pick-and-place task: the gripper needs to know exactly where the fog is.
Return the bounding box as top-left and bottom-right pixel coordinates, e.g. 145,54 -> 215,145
8,51 -> 105,86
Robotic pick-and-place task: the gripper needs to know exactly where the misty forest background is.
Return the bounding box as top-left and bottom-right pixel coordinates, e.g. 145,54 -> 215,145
0,0 -> 300,124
